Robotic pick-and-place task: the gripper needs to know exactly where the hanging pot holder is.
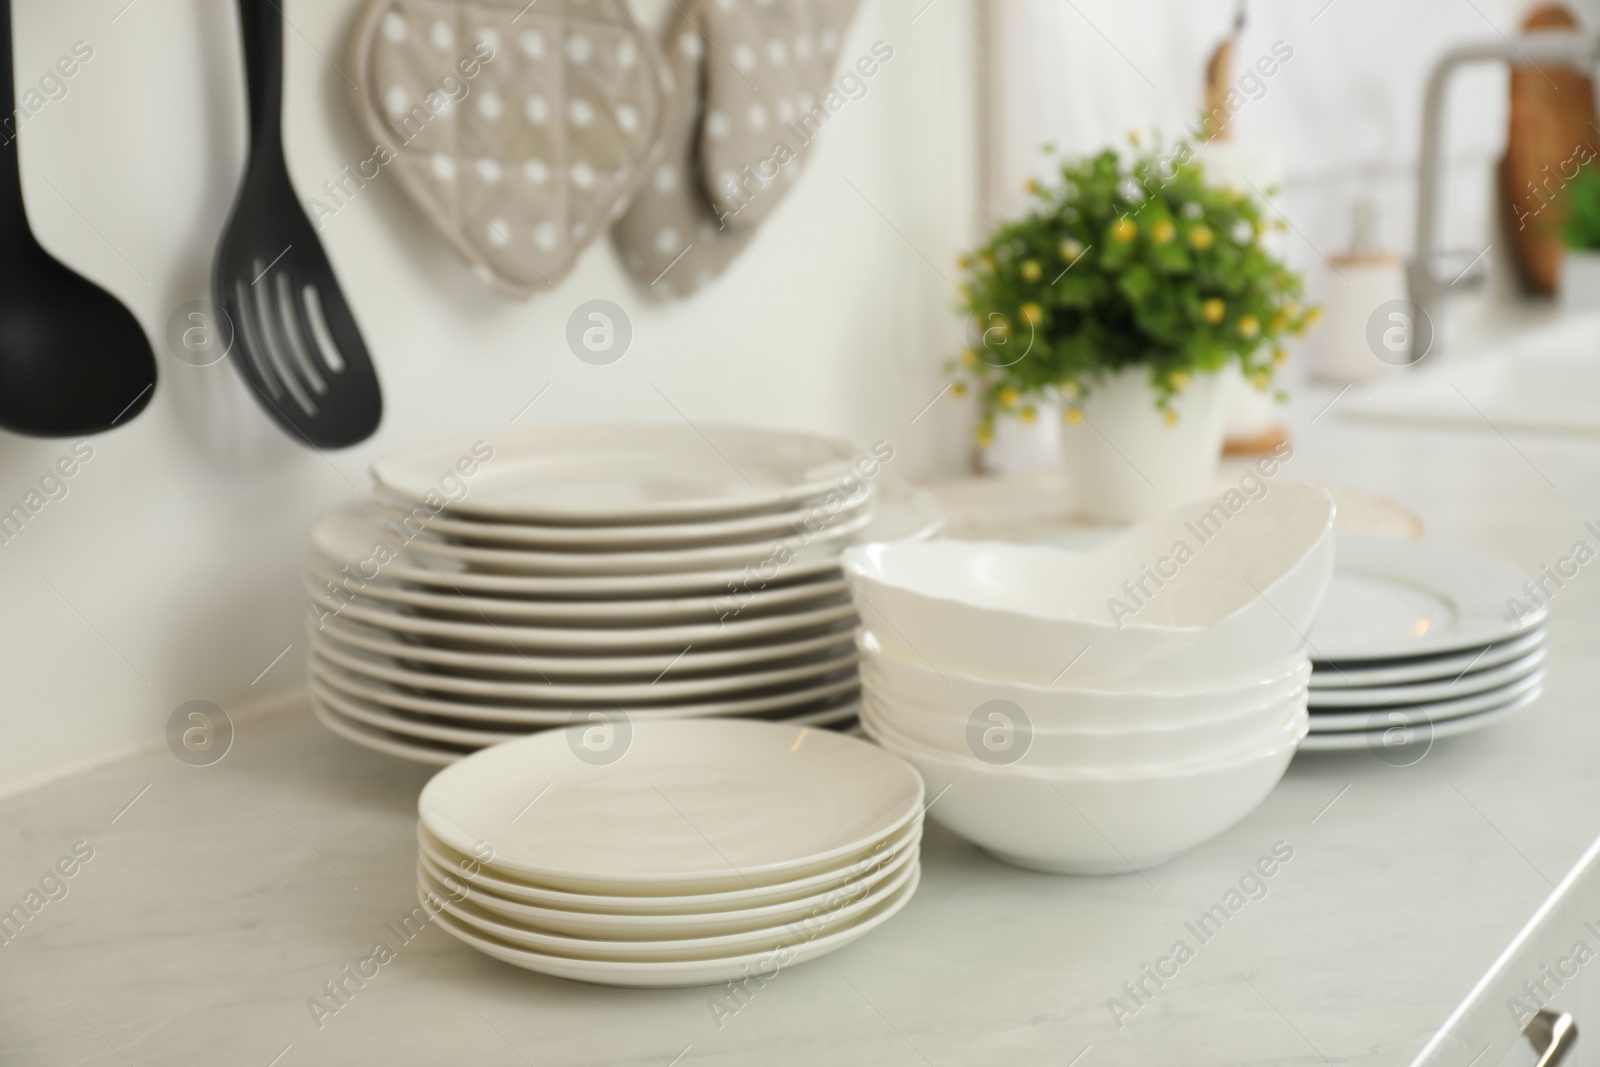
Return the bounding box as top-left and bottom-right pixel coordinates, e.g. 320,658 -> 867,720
697,0 -> 860,229
348,0 -> 670,298
611,0 -> 755,297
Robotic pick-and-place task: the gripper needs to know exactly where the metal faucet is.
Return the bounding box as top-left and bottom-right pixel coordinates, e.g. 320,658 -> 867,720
1411,32 -> 1600,337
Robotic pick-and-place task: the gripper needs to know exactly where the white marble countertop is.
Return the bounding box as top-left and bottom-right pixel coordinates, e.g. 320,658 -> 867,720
7,369 -> 1600,1067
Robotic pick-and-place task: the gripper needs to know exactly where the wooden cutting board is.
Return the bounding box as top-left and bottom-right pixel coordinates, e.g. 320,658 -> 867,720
1501,4 -> 1599,294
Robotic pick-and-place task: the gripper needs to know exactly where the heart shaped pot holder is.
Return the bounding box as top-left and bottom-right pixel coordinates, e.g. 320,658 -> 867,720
611,0 -> 861,296
697,0 -> 860,229
348,0 -> 671,298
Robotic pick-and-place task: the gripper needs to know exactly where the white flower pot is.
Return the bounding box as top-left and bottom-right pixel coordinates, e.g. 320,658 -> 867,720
978,399 -> 1061,474
1562,249 -> 1600,314
1060,367 -> 1227,523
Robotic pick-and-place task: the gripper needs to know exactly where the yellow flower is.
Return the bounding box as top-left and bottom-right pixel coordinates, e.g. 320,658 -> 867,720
1111,217 -> 1137,242
1303,306 -> 1323,327
1020,303 -> 1043,326
1127,128 -> 1142,147
1284,301 -> 1301,317
1237,314 -> 1260,340
1059,238 -> 1084,262
998,387 -> 1021,408
1188,225 -> 1214,250
1268,313 -> 1288,333
1150,219 -> 1175,245
951,382 -> 967,398
1057,379 -> 1080,398
1271,347 -> 1288,366
1162,409 -> 1180,427
1063,407 -> 1083,425
1020,259 -> 1043,283
957,254 -> 971,270
1167,371 -> 1191,391
975,426 -> 993,447
979,254 -> 996,272
1019,406 -> 1037,424
959,348 -> 978,368
1249,370 -> 1272,390
1025,179 -> 1042,195
1202,298 -> 1225,324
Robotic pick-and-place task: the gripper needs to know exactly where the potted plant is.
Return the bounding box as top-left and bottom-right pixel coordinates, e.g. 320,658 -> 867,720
951,138 -> 1315,522
1562,159 -> 1600,313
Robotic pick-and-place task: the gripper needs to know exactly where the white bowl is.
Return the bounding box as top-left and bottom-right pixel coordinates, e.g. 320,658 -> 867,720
861,683 -> 1307,770
860,633 -> 1310,730
862,711 -> 1305,874
842,482 -> 1335,687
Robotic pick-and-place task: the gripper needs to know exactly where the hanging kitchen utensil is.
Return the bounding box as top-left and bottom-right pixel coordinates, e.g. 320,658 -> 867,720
696,0 -> 861,229
0,0 -> 156,437
347,0 -> 670,299
215,0 -> 381,449
612,0 -> 754,297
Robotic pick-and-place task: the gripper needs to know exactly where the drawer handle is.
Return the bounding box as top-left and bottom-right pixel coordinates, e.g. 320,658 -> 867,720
1525,1010 -> 1577,1067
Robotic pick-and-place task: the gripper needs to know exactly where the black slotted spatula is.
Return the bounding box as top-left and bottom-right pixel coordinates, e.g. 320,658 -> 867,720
214,0 -> 381,449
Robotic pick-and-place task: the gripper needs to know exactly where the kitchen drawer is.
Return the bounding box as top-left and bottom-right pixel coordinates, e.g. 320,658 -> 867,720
1414,834 -> 1600,1066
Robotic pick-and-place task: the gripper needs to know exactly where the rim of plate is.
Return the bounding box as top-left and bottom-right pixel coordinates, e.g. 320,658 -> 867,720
1306,669 -> 1545,731
418,719 -> 925,889
416,820 -> 923,913
1306,535 -> 1546,660
1307,646 -> 1546,708
424,865 -> 921,987
371,425 -> 867,524
1311,626 -> 1548,688
1297,685 -> 1543,751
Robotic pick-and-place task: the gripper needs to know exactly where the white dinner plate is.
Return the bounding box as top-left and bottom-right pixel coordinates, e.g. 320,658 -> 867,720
310,678 -> 863,748
311,615 -> 856,680
403,508 -> 873,576
378,484 -> 875,550
418,719 -> 924,893
418,853 -> 918,960
1297,685 -> 1543,751
426,864 -> 921,987
311,655 -> 862,724
310,639 -> 860,703
304,560 -> 850,627
313,696 -> 468,765
372,425 -> 867,524
417,839 -> 918,940
1306,669 -> 1545,731
1306,535 -> 1546,661
310,483 -> 940,600
1308,646 -> 1546,708
418,820 -> 922,914
1310,627 -> 1548,689
302,580 -> 857,652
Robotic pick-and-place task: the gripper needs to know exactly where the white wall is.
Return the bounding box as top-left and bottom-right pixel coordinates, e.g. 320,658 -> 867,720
0,0 -> 976,795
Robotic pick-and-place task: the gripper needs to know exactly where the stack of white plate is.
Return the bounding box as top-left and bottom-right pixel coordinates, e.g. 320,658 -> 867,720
1300,536 -> 1550,753
303,425 -> 941,764
415,719 -> 925,987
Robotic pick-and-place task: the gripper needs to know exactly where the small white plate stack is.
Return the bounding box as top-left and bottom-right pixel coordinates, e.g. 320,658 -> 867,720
302,425 -> 940,763
1299,535 -> 1550,753
415,720 -> 925,987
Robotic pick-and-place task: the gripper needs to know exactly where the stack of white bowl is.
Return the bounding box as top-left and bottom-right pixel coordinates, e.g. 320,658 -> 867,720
415,720 -> 924,987
302,424 -> 940,763
842,482 -> 1336,875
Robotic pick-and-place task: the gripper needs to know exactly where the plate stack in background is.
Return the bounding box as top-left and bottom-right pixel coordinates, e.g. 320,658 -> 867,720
302,425 -> 941,763
415,721 -> 925,987
1299,536 -> 1549,753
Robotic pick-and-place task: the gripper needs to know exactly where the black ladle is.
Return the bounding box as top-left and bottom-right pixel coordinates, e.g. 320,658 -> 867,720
0,0 -> 156,437
214,0 -> 381,449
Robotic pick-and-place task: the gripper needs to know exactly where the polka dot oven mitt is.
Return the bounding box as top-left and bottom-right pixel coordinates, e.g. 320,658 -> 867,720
611,0 -> 754,297
699,0 -> 860,229
349,0 -> 670,298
